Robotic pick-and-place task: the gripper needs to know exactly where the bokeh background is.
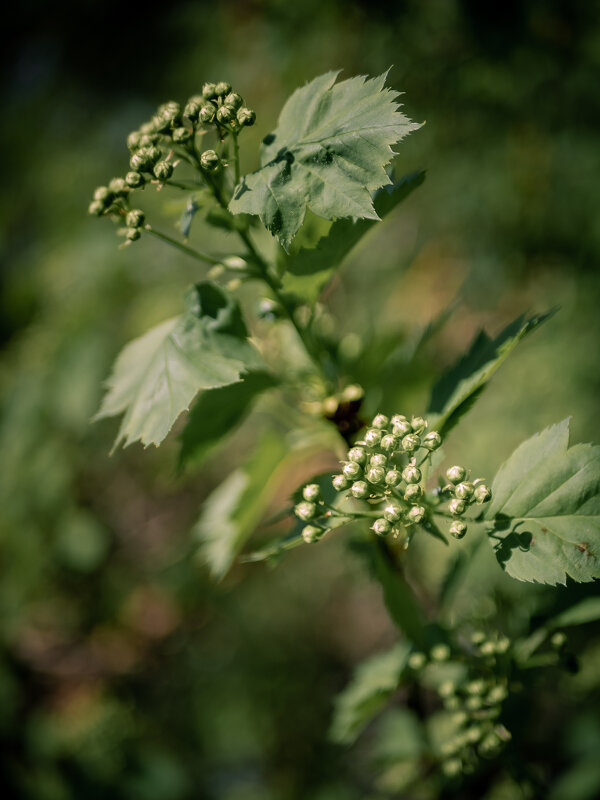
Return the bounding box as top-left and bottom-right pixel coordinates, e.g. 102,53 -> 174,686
1,1 -> 599,797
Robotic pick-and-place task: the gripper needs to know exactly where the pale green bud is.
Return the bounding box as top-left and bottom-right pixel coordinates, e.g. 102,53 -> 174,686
343,461 -> 362,480
302,524 -> 322,544
380,434 -> 398,452
473,484 -> 492,504
347,446 -> 366,464
423,431 -> 442,450
449,498 -> 466,516
385,469 -> 401,487
406,505 -> 425,524
402,465 -> 421,484
404,483 -> 423,502
295,501 -> 316,521
392,419 -> 412,437
364,428 -> 382,447
372,413 -> 389,429
351,481 -> 369,499
430,643 -> 450,661
454,482 -> 474,500
402,433 -> 420,452
369,453 -> 387,468
367,466 -> 385,485
408,651 -> 426,670
383,503 -> 402,523
450,520 -> 467,539
411,416 -> 427,433
372,518 -> 392,536
332,474 -> 350,492
302,484 -> 321,502
446,465 -> 466,484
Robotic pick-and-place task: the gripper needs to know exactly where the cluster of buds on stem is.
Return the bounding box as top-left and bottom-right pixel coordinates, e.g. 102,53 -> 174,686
438,466 -> 492,539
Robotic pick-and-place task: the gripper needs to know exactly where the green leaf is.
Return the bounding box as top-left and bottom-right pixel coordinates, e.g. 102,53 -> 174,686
193,433 -> 291,579
229,71 -> 421,251
485,419 -> 600,585
329,642 -> 411,745
95,282 -> 260,449
428,310 -> 555,437
281,170 -> 425,304
551,597 -> 600,628
178,371 -> 278,470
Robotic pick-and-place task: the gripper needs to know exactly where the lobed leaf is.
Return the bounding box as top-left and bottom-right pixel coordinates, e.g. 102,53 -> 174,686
229,71 -> 421,251
485,419 -> 600,585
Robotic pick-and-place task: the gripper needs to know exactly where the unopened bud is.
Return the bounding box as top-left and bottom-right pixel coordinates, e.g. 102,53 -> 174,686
351,481 -> 369,499
295,501 -> 317,521
402,434 -> 420,452
332,474 -> 350,492
406,505 -> 425,524
200,149 -> 220,172
446,465 -> 466,484
372,518 -> 392,536
153,161 -> 174,181
302,525 -> 321,544
402,465 -> 421,484
126,209 -> 145,228
302,484 -> 321,502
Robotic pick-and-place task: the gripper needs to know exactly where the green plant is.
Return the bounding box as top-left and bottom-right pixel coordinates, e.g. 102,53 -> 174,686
90,71 -> 600,794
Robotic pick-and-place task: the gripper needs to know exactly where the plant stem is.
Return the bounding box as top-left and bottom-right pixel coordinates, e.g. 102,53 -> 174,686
144,226 -> 221,265
232,133 -> 241,186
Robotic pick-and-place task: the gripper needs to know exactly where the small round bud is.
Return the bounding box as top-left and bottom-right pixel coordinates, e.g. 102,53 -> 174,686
351,481 -> 369,499
369,453 -> 387,468
202,82 -> 218,100
152,112 -> 171,133
452,711 -> 468,727
466,679 -> 486,695
392,419 -> 412,437
465,695 -> 482,711
295,501 -> 316,521
383,503 -> 402,523
126,209 -> 145,228
411,416 -> 427,433
147,145 -> 162,163
127,131 -> 142,151
446,465 -> 466,484
444,696 -> 461,710
473,484 -> 492,504
406,505 -> 425,524
372,413 -> 389,429
173,126 -> 193,143
130,150 -> 153,171
139,133 -> 159,148
302,484 -> 321,502
439,681 -> 456,698
200,149 -> 220,172
88,200 -> 105,216
126,227 -> 141,241
380,434 -> 398,452
332,474 -> 350,492
390,414 -> 408,426
423,431 -> 442,450
348,447 -> 367,465
449,498 -> 466,516
471,631 -> 486,645
465,726 -> 483,743
216,105 -> 235,124
215,81 -> 232,96
364,428 -> 382,447
237,107 -> 256,127
402,434 -> 420,452
343,461 -> 362,481
551,632 -> 567,650
430,643 -> 450,661
480,641 -> 496,657
159,101 -> 181,127
402,465 -> 421,484
385,469 -> 401,487
455,482 -> 474,501
184,101 -> 201,121
199,105 -> 216,124
224,92 -> 243,110
302,525 -> 321,544
450,520 -> 467,539
366,466 -> 385,485
372,518 -> 392,537
495,636 -> 510,654
125,171 -> 145,188
486,685 -> 508,704
442,759 -> 462,778
108,177 -> 128,196
153,161 -> 174,181
408,651 -> 426,670
93,186 -> 111,203
404,483 -> 423,502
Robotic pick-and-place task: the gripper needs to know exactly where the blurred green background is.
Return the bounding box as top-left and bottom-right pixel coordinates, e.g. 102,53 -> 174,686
1,1 -> 599,797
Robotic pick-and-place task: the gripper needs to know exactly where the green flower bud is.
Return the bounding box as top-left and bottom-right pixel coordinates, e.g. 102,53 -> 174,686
348,446 -> 367,464
406,505 -> 425,524
215,81 -> 232,96
402,433 -> 420,452
439,680 -> 456,698
383,503 -> 402,523
126,227 -> 141,241
402,465 -> 421,484
172,126 -> 193,143
158,101 -> 181,126
372,518 -> 392,536
224,92 -> 243,110
151,112 -> 171,133
139,121 -> 156,135
465,695 -> 482,711
302,484 -> 321,502
364,428 -> 382,447
450,520 -> 467,539
480,641 -> 496,657
430,643 -> 450,661
139,133 -> 159,147
108,177 -> 128,196
372,413 -> 389,429
351,480 -> 369,499
486,685 -> 508,704
471,631 -> 486,645
147,145 -> 162,163
385,469 -> 401,487
408,651 -> 426,670
369,453 -> 387,468
465,726 -> 483,743
93,186 -> 112,203
449,498 -> 466,516
216,105 -> 235,124
455,482 -> 474,501
302,524 -> 321,544
130,150 -> 153,171
473,484 -> 492,504
367,466 -> 385,485
442,759 -> 462,777
127,131 -> 142,150
332,474 -> 350,492
153,161 -> 174,181
295,501 -> 317,521
495,637 -> 510,654
551,631 -> 567,649
199,104 -> 216,124
404,483 -> 423,502
343,461 -> 362,481
237,107 -> 256,127
126,209 -> 145,228
125,171 -> 145,188
390,414 -> 408,426
202,82 -> 218,100
200,149 -> 221,172
184,101 -> 201,122
423,431 -> 442,450
88,199 -> 105,216
380,434 -> 398,452
444,696 -> 461,710
411,416 -> 427,433
451,711 -> 468,727
392,419 -> 412,437
478,733 -> 501,755
446,465 -> 466,484
466,679 -> 486,695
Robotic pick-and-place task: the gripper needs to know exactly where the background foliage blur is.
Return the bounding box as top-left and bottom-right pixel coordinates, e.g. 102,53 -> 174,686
1,1 -> 599,797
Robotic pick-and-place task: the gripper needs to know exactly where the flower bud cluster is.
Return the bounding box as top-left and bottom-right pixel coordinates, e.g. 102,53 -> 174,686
293,484 -> 329,544
440,466 -> 492,539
